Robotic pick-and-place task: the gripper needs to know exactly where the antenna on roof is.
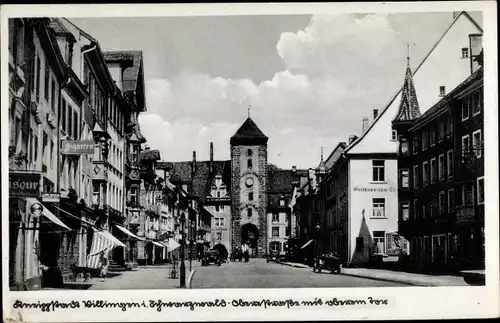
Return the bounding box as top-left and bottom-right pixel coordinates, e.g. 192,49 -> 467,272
406,41 -> 411,67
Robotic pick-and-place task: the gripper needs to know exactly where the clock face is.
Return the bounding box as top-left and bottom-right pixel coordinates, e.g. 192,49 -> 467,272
245,177 -> 254,187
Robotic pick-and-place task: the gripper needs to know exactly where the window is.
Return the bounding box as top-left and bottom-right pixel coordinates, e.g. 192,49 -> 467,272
35,56 -> 41,100
413,200 -> 418,219
248,192 -> 254,201
446,116 -> 453,137
438,154 -> 445,180
413,136 -> 420,154
472,90 -> 482,116
372,160 -> 385,182
272,213 -> 279,223
462,47 -> 469,58
456,185 -> 464,206
355,237 -> 364,252
439,86 -> 446,97
373,231 -> 385,254
438,121 -> 445,142
44,62 -> 50,100
430,126 -> 436,146
391,130 -> 397,141
269,241 -> 281,252
439,191 -> 446,215
215,218 -> 225,227
279,199 -> 285,206
401,202 -> 410,221
422,204 -> 426,219
413,165 -> 420,188
448,189 -> 455,212
215,205 -> 220,212
399,138 -> 409,156
472,130 -> 482,158
447,150 -> 454,177
247,158 -> 253,169
247,149 -> 252,157
130,187 -> 138,204
247,208 -> 253,217
422,130 -> 429,150
477,177 -> 484,205
73,110 -> 78,139
462,100 -> 469,121
272,227 -> 279,238
372,198 -> 386,218
430,158 -> 437,183
423,161 -> 429,186
464,183 -> 474,206
51,79 -> 56,111
34,134 -> 39,164
217,191 -> 220,198
68,106 -> 73,138
462,135 -> 471,158
400,169 -> 409,188
50,140 -> 54,167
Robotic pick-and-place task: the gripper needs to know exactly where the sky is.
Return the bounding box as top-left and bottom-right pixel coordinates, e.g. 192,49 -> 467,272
71,11 -> 482,169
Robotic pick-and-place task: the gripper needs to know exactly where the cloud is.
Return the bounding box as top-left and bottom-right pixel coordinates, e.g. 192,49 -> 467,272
141,13 -> 451,169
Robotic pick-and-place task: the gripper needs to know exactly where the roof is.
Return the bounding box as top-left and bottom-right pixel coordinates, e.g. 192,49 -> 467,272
103,51 -> 144,94
345,11 -> 482,154
267,169 -> 307,193
230,118 -> 268,146
393,60 -> 421,122
140,149 -> 161,161
325,142 -> 347,170
165,160 -> 232,203
410,67 -> 483,130
49,18 -> 76,42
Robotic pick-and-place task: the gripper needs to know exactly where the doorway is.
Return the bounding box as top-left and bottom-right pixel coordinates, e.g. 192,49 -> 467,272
241,223 -> 259,257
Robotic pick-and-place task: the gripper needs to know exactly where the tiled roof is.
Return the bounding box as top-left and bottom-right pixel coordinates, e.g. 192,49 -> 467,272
103,51 -> 143,94
267,169 -> 307,193
230,118 -> 268,145
394,61 -> 421,122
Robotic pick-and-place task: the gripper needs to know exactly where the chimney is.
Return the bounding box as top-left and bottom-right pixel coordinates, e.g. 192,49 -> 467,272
362,117 -> 369,134
192,151 -> 197,176
292,165 -> 297,173
373,109 -> 379,120
210,142 -> 214,162
144,145 -> 150,151
348,135 -> 357,144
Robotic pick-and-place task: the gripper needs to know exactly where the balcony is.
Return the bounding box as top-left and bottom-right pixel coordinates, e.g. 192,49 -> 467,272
92,160 -> 108,182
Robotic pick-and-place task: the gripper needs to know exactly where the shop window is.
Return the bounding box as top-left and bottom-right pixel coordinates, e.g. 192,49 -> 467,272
372,160 -> 385,182
373,231 -> 385,254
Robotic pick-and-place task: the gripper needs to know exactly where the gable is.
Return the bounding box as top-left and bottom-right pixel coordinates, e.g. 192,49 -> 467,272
347,12 -> 482,155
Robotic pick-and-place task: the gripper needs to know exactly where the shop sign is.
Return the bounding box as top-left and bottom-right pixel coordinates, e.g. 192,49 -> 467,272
41,193 -> 60,203
61,140 -> 95,155
9,172 -> 41,197
353,187 -> 396,193
386,233 -> 410,256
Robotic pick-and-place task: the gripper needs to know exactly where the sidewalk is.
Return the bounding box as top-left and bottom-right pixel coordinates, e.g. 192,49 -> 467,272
278,261 -> 468,286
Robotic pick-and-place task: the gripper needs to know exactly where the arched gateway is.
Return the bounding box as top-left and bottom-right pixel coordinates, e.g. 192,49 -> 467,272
241,223 -> 259,257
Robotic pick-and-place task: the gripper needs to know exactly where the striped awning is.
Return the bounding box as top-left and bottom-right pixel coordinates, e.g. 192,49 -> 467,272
86,229 -> 126,269
165,239 -> 180,251
151,241 -> 164,248
115,224 -> 145,241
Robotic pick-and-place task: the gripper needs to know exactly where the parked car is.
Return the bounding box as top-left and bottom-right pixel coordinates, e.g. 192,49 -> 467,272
267,250 -> 280,263
313,253 -> 341,274
202,250 -> 222,266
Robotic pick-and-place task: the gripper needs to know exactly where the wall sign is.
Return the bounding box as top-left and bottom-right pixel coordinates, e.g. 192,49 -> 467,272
9,172 -> 41,197
61,140 -> 95,155
353,187 -> 396,193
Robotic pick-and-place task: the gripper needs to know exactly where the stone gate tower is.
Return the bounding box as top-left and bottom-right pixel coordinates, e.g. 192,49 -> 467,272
230,117 -> 268,256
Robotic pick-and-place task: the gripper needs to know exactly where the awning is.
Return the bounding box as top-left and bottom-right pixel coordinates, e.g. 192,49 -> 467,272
115,224 -> 145,241
152,241 -> 165,248
86,229 -> 126,269
300,239 -> 314,249
165,239 -> 180,251
27,198 -> 70,230
99,230 -> 126,248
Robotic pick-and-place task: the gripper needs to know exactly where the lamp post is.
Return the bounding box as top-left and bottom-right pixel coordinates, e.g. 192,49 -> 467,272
315,223 -> 321,261
179,212 -> 186,288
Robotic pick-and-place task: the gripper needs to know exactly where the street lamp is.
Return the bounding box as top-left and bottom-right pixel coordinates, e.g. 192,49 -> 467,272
315,223 -> 321,260
179,212 -> 186,288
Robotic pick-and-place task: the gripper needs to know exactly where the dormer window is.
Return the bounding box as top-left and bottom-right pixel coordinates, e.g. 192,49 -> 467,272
439,86 -> 446,97
391,130 -> 397,141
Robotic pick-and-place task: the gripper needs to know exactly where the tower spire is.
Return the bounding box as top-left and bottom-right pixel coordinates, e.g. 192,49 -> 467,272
248,104 -> 251,118
394,43 -> 421,122
320,146 -> 324,161
407,41 -> 410,66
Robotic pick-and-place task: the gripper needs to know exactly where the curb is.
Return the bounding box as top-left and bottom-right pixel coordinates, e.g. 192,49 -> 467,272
338,272 -> 420,286
187,269 -> 196,289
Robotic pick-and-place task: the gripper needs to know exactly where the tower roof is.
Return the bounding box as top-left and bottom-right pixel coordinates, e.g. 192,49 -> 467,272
230,117 -> 268,146
394,57 -> 421,122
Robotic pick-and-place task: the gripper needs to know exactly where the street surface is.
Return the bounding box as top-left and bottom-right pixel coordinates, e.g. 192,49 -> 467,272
86,259 -> 405,289
191,258 -> 405,289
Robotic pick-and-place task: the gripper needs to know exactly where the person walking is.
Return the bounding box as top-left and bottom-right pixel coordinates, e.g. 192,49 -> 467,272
99,249 -> 109,282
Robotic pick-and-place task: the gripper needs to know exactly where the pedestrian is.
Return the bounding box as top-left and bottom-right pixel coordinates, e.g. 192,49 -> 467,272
99,249 -> 109,282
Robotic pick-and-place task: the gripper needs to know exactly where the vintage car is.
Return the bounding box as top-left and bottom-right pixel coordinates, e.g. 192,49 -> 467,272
266,250 -> 280,263
313,253 -> 342,274
202,250 -> 222,266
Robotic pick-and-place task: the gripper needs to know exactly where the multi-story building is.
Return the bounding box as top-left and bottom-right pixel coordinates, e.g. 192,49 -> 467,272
395,65 -> 484,273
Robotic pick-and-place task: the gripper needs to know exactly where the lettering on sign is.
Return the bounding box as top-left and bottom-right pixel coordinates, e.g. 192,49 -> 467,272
353,187 -> 396,193
41,193 -> 61,203
9,172 -> 41,197
61,140 -> 95,155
